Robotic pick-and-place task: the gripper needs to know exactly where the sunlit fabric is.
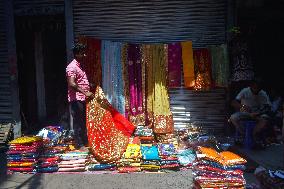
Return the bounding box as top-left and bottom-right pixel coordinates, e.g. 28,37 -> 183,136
101,40 -> 125,114
127,44 -> 145,125
168,43 -> 182,87
193,48 -> 213,90
181,41 -> 195,88
86,86 -> 135,163
143,44 -> 174,134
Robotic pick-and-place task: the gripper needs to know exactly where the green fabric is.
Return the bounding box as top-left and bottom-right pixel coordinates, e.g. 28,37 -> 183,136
209,44 -> 230,87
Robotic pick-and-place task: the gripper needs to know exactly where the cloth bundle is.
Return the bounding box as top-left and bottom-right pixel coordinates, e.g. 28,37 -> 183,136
177,149 -> 196,168
158,143 -> 180,171
193,146 -> 246,188
135,126 -> 155,144
58,150 -> 89,172
117,143 -> 141,173
36,126 -> 64,146
7,136 -> 43,174
140,144 -> 160,172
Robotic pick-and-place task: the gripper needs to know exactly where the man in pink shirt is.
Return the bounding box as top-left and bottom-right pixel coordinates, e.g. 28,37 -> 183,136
66,43 -> 94,148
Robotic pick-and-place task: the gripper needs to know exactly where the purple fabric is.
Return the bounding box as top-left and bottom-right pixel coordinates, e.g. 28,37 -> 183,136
127,44 -> 143,119
168,43 -> 182,87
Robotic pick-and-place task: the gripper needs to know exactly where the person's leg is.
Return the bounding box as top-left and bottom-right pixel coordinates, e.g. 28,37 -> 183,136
70,101 -> 84,147
230,112 -> 250,134
253,117 -> 269,143
79,101 -> 88,146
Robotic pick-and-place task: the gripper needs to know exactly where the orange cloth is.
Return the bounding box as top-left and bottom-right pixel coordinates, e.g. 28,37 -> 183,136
181,41 -> 195,87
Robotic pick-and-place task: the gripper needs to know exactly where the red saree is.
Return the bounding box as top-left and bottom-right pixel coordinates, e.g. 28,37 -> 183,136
86,87 -> 135,163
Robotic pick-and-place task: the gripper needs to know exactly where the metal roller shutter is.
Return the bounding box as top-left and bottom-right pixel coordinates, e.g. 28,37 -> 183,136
13,0 -> 64,16
0,0 -> 12,122
73,0 -> 227,47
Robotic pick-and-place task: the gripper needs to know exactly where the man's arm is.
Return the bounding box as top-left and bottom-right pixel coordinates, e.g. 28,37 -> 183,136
67,76 -> 94,98
231,99 -> 241,111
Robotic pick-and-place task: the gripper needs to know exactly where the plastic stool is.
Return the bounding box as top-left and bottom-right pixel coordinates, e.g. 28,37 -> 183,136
244,120 -> 256,149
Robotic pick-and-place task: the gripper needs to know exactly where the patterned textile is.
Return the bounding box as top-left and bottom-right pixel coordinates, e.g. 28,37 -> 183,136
193,48 -> 213,90
86,86 -> 135,163
78,36 -> 102,92
181,41 -> 195,88
127,44 -> 145,125
66,59 -> 90,102
209,44 -> 230,87
121,44 -> 130,118
168,43 -> 182,87
101,40 -> 125,114
143,44 -> 174,134
229,38 -> 254,81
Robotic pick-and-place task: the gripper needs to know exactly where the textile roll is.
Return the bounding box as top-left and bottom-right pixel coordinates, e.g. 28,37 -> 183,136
209,44 -> 230,87
127,44 -> 145,125
181,41 -> 195,88
102,40 -> 125,115
78,36 -> 102,92
193,48 -> 213,90
121,44 -> 130,118
86,86 -> 135,163
168,43 -> 182,87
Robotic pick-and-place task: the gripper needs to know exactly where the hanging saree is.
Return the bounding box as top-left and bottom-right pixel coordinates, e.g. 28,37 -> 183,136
168,43 -> 182,88
209,44 -> 230,87
143,44 -> 174,134
181,41 -> 195,88
101,40 -> 125,115
193,48 -> 213,90
121,44 -> 130,118
78,36 -> 102,92
127,44 -> 145,126
86,86 -> 135,163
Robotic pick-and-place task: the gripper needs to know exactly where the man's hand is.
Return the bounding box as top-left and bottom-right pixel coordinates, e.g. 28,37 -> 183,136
85,91 -> 95,99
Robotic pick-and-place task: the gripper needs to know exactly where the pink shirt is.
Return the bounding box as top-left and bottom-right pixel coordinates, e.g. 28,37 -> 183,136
66,59 -> 90,102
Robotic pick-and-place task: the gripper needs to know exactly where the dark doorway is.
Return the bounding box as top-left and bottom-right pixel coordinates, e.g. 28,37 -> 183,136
15,15 -> 68,133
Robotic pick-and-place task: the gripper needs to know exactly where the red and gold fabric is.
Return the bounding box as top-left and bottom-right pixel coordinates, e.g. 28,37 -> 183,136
86,86 -> 135,163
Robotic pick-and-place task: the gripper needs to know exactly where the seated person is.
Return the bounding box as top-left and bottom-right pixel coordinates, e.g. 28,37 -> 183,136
230,78 -> 272,145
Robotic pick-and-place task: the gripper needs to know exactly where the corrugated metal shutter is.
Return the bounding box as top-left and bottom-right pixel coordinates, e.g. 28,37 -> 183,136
73,0 -> 227,47
13,0 -> 64,16
0,1 -> 12,122
170,88 -> 227,135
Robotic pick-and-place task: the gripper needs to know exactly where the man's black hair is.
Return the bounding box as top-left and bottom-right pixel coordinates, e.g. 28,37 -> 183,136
72,43 -> 86,55
251,77 -> 263,87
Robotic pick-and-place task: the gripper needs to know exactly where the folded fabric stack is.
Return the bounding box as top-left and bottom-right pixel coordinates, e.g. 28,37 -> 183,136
37,146 -> 68,173
86,155 -> 116,172
140,144 -> 161,172
58,150 -> 89,172
7,136 -> 43,174
117,143 -> 141,173
177,149 -> 196,169
135,126 -> 155,144
193,146 -> 246,189
158,143 -> 180,172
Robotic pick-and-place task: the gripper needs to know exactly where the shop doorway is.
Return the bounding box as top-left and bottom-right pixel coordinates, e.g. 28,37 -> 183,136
15,15 -> 68,133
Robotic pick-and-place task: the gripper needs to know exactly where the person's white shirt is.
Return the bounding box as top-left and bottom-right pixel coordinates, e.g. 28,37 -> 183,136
236,87 -> 271,112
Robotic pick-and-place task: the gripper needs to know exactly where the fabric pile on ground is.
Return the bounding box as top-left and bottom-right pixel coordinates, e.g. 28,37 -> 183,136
117,142 -> 142,173
58,150 -> 89,172
6,136 -> 43,174
177,149 -> 196,169
158,143 -> 180,172
135,126 -> 155,144
86,155 -> 116,172
193,146 -> 246,189
140,144 -> 161,172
